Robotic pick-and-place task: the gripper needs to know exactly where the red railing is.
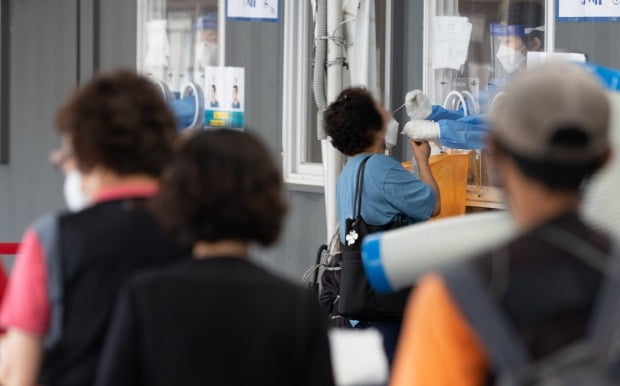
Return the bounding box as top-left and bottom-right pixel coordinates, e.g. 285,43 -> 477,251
0,243 -> 19,255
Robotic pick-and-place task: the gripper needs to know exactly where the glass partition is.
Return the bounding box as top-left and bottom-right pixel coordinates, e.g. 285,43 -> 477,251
137,0 -> 221,94
425,0 -> 546,203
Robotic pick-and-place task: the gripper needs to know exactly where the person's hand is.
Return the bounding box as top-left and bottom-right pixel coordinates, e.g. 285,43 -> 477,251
409,139 -> 431,164
405,90 -> 432,120
401,120 -> 440,142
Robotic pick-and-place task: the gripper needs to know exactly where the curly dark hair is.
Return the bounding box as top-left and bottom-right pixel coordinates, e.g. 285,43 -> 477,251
323,87 -> 383,156
152,129 -> 288,248
55,69 -> 177,177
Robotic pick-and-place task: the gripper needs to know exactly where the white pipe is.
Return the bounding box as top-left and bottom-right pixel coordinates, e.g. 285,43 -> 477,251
322,0 -> 346,243
442,90 -> 468,117
545,0 -> 555,53
362,212 -> 515,293
181,82 -> 205,130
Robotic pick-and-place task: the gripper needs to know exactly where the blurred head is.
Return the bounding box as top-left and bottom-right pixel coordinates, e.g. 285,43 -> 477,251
55,69 -> 177,178
153,129 -> 288,249
232,85 -> 239,100
488,62 -> 611,193
197,12 -> 218,43
324,87 -> 390,156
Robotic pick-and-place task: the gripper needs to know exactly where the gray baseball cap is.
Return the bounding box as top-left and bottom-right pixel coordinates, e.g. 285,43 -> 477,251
488,62 -> 610,163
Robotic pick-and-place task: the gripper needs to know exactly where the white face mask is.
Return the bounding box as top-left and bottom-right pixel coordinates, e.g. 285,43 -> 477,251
385,118 -> 399,149
496,44 -> 527,74
63,170 -> 90,212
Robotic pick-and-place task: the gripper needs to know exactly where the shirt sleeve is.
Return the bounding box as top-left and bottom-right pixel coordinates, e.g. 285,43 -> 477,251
390,274 -> 488,386
0,228 -> 50,336
429,105 -> 465,121
383,165 -> 436,222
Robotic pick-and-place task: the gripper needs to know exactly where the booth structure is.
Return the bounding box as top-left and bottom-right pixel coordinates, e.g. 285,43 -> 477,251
0,0 -> 619,279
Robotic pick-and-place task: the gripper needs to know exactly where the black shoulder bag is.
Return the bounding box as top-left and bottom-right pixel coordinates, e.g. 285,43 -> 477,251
337,155 -> 412,321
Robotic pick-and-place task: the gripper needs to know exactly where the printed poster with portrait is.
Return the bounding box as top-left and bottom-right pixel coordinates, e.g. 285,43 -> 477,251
203,66 -> 245,129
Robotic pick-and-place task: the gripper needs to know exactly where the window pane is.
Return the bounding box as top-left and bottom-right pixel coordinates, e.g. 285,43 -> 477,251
428,0 -> 545,187
304,1 -> 389,164
138,0 -> 219,93
430,0 -> 545,112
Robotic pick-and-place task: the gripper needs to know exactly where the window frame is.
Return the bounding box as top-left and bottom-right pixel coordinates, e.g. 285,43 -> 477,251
282,1 -> 394,186
281,0 -> 324,186
136,0 -> 227,78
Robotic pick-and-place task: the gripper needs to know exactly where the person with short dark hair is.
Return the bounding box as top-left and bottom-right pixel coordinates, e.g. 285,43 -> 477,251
391,62 -> 614,385
322,87 -> 440,362
209,84 -> 219,108
95,130 -> 334,386
0,70 -> 180,386
232,84 -> 241,109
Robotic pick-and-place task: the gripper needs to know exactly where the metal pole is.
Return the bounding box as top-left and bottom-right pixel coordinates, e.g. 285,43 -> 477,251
322,0 -> 345,242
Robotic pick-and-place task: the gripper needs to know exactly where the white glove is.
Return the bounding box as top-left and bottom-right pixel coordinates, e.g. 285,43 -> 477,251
405,89 -> 432,120
401,120 -> 440,143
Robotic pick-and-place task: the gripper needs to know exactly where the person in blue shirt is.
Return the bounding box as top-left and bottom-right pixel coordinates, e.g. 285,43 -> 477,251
323,87 -> 440,363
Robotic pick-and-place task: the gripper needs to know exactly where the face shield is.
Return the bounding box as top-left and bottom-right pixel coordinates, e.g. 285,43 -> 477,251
490,23 -> 527,79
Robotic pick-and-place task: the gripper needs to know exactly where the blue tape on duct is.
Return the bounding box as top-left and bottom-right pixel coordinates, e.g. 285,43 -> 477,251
361,233 -> 394,294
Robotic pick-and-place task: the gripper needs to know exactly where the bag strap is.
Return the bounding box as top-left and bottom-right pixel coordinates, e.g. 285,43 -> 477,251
443,225 -> 620,380
32,214 -> 64,349
353,155 -> 373,219
441,263 -> 530,377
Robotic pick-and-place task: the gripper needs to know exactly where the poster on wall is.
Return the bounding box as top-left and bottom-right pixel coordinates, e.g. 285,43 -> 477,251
204,66 -> 245,130
557,0 -> 620,22
226,0 -> 279,22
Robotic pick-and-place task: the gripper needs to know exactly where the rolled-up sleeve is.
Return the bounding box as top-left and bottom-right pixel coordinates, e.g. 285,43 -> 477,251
0,228 -> 50,336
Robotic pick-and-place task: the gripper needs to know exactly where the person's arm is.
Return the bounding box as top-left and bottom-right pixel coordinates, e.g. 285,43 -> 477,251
95,283 -> 143,386
0,330 -> 43,386
390,274 -> 488,386
409,140 -> 441,216
0,229 -> 50,386
429,104 -> 465,121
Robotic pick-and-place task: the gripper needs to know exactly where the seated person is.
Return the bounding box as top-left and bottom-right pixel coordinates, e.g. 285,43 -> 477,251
322,87 -> 440,362
95,130 -> 334,386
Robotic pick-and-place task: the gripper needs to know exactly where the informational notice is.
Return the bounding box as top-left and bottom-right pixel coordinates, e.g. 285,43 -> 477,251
557,0 -> 620,22
226,0 -> 279,22
204,66 -> 245,130
432,16 -> 473,71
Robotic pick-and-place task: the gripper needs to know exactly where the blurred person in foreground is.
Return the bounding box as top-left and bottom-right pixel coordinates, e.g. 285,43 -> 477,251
391,62 -> 615,385
0,70 -> 180,386
95,130 -> 334,386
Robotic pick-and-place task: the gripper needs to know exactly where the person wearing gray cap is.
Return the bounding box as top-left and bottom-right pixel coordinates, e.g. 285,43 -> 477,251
390,62 -> 618,386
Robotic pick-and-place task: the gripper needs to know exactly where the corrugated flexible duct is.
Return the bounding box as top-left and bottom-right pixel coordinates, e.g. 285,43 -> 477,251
313,0 -> 328,139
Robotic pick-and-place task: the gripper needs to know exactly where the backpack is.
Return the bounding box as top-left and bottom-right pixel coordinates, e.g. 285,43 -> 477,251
441,228 -> 620,386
